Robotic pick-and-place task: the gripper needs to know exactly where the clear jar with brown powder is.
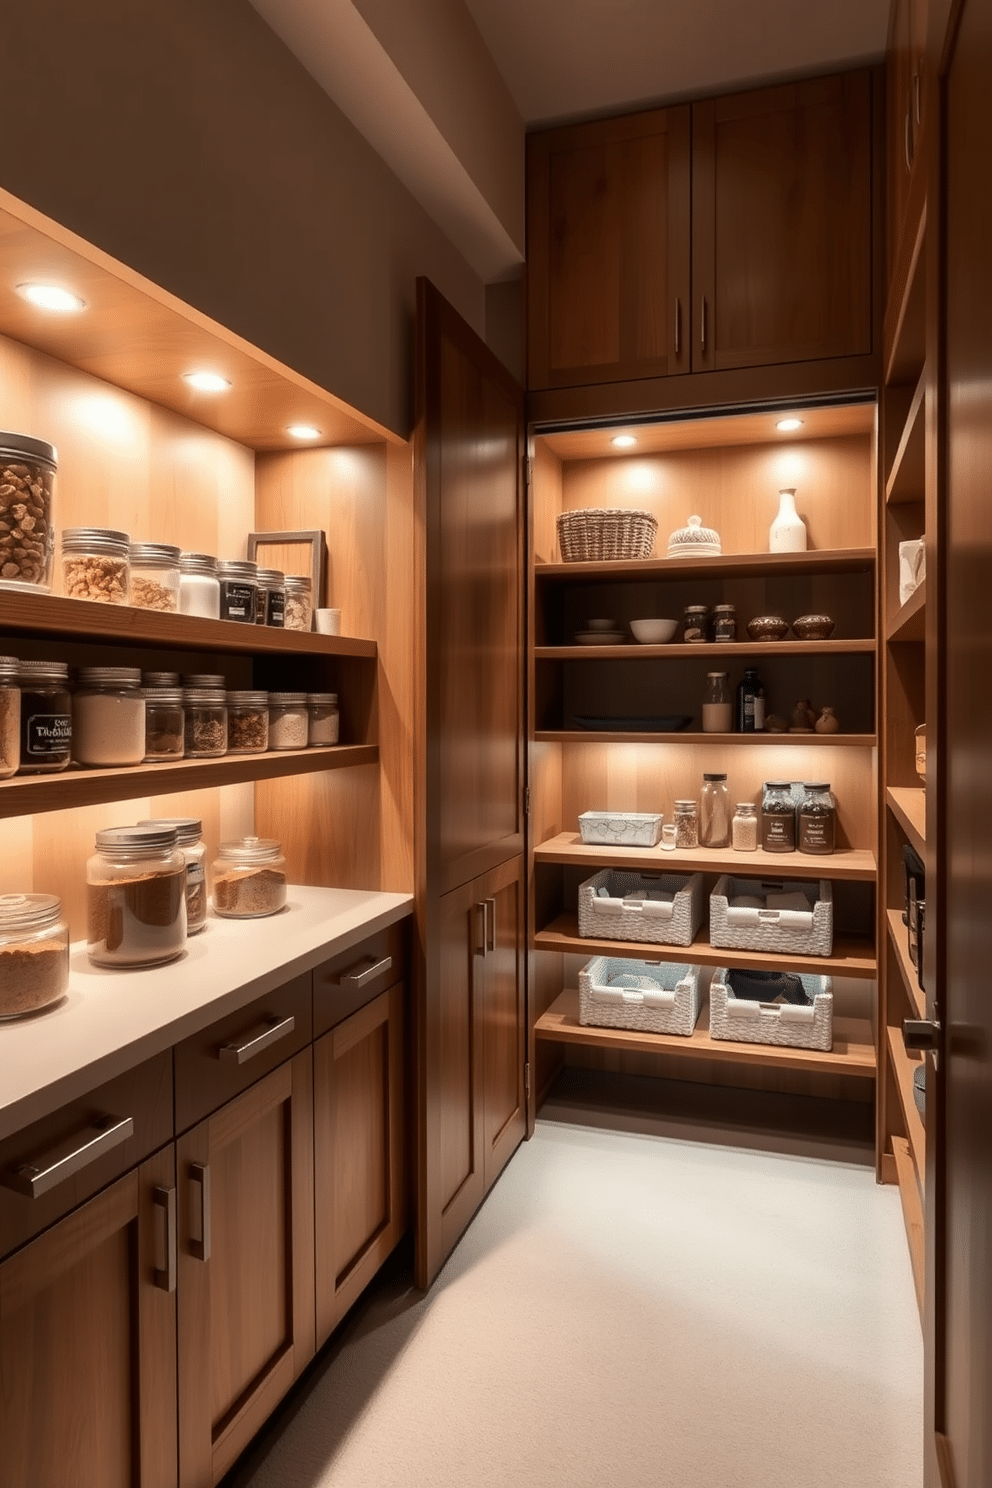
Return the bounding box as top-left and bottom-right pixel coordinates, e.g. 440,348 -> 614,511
211,836 -> 287,919
0,893 -> 69,1018
0,655 -> 20,779
86,825 -> 187,968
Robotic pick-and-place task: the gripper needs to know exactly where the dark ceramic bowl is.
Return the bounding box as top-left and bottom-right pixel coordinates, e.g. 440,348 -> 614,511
746,614 -> 789,642
791,613 -> 836,640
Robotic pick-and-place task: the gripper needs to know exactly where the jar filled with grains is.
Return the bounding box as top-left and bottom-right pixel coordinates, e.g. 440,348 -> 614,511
138,817 -> 207,934
211,836 -> 287,919
60,527 -> 129,604
732,802 -> 758,852
307,692 -> 339,746
0,655 -> 20,779
283,575 -> 313,632
268,692 -> 308,750
254,568 -> 286,627
217,560 -> 258,623
73,666 -> 146,767
0,893 -> 70,1019
178,553 -> 220,619
761,781 -> 797,853
183,686 -> 227,758
129,542 -> 180,612
86,825 -> 187,968
0,432 -> 57,593
674,799 -> 699,849
17,661 -> 71,774
143,687 -> 185,761
226,690 -> 270,754
798,782 -> 836,855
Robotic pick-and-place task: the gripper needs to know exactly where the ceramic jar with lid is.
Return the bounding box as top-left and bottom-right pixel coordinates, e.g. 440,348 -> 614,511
0,892 -> 70,1019
217,559 -> 258,623
178,553 -> 220,619
211,836 -> 287,919
667,514 -> 721,557
283,575 -> 313,632
86,825 -> 187,968
139,817 -> 207,933
73,666 -> 146,767
60,527 -> 129,604
17,660 -> 71,773
307,692 -> 339,745
129,542 -> 180,612
0,655 -> 20,779
0,432 -> 57,593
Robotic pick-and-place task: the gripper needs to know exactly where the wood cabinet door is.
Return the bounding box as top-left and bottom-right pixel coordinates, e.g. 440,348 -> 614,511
177,1052 -> 314,1488
0,1147 -> 177,1488
526,107 -> 691,389
479,855 -> 526,1190
313,981 -> 406,1346
692,72 -> 874,372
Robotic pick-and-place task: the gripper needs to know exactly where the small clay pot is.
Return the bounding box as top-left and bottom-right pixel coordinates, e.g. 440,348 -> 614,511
746,614 -> 789,642
791,613 -> 835,640
814,706 -> 840,734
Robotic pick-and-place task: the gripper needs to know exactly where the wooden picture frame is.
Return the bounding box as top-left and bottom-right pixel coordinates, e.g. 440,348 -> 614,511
247,529 -> 327,606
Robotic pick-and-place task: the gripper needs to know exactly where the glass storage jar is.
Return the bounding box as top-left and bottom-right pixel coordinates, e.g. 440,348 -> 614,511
732,802 -> 758,852
73,666 -> 146,767
762,781 -> 797,853
682,604 -> 709,643
0,893 -> 70,1019
307,692 -> 339,745
17,660 -> 71,773
60,527 -> 129,604
700,772 -> 730,848
0,432 -> 57,593
712,604 -> 737,642
674,799 -> 699,849
183,686 -> 227,757
702,672 -> 732,733
0,655 -> 20,779
254,567 -> 285,627
143,687 -> 184,761
129,542 -> 180,612
226,690 -> 269,754
139,816 -> 206,934
86,824 -> 187,968
799,782 -> 836,855
283,575 -> 313,632
211,836 -> 287,919
217,559 -> 257,623
178,552 -> 220,619
268,692 -> 308,750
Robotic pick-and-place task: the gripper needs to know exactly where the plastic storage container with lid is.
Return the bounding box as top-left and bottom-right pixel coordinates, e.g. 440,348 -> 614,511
0,892 -> 70,1018
211,836 -> 287,919
268,692 -> 308,750
129,542 -> 180,612
0,431 -> 57,593
61,527 -> 129,604
178,553 -> 220,619
217,559 -> 257,623
226,690 -> 269,754
86,824 -> 187,968
0,655 -> 20,779
254,568 -> 285,627
138,817 -> 206,934
282,575 -> 313,632
307,692 -> 339,745
17,660 -> 71,773
73,666 -> 146,767
182,686 -> 227,758
143,687 -> 184,761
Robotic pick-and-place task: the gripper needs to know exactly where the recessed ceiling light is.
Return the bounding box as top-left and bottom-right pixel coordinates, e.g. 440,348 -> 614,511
611,434 -> 637,449
776,417 -> 804,432
287,424 -> 321,440
183,371 -> 231,393
16,282 -> 86,312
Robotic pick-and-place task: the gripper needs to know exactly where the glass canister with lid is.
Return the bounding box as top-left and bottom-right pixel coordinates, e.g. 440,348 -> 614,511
211,836 -> 287,919
183,686 -> 228,758
217,559 -> 257,623
73,666 -> 146,767
178,553 -> 220,619
268,692 -> 308,750
674,799 -> 699,849
254,568 -> 286,627
0,892 -> 70,1019
0,432 -> 57,593
283,575 -> 313,632
129,542 -> 181,612
307,692 -> 339,745
226,690 -> 269,754
699,772 -> 731,848
17,660 -> 71,773
0,655 -> 20,779
762,781 -> 797,853
798,782 -> 837,855
139,817 -> 207,934
143,686 -> 185,761
86,824 -> 187,968
61,527 -> 129,604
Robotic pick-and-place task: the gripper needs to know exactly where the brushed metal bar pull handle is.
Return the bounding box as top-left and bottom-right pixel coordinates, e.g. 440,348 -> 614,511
913,72 -> 921,127
0,1114 -> 134,1199
674,297 -> 681,356
485,898 -> 496,954
190,1163 -> 211,1262
905,109 -> 913,173
700,296 -> 707,353
153,1186 -> 177,1293
904,1017 -> 942,1053
475,902 -> 488,957
339,955 -> 393,990
219,1014 -> 296,1065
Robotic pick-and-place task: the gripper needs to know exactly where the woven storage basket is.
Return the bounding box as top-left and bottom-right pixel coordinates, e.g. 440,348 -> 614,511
557,508 -> 658,562
579,956 -> 702,1036
708,875 -> 833,957
577,868 -> 704,947
578,811 -> 663,847
709,969 -> 833,1052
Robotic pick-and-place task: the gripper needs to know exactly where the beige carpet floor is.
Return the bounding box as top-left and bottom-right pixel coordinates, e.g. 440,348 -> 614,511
226,1082 -> 923,1488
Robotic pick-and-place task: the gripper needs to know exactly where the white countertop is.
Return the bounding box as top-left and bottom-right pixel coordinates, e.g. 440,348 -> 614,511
0,885 -> 413,1139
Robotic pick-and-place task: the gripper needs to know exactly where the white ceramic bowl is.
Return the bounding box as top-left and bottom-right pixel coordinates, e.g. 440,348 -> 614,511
630,618 -> 678,644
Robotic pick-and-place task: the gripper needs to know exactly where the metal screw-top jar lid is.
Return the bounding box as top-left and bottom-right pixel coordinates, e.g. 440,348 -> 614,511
216,835 -> 282,862
269,692 -> 306,705
283,575 -> 311,592
17,660 -> 69,681
178,552 -> 218,574
306,693 -> 338,704
138,816 -> 203,845
713,603 -> 736,614
61,527 -> 130,555
0,431 -> 58,466
183,687 -> 226,703
181,674 -> 226,688
143,671 -> 180,687
801,782 -> 831,792
217,560 -> 258,580
0,655 -> 18,681
130,542 -> 181,563
76,666 -> 143,687
255,568 -> 285,586
95,824 -> 180,852
674,799 -> 697,810
703,772 -> 728,781
143,687 -> 183,705
0,892 -> 63,929
735,802 -> 756,812
765,780 -> 792,789
226,690 -> 269,704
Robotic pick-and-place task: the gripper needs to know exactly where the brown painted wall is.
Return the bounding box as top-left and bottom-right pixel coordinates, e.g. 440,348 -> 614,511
0,0 -> 487,437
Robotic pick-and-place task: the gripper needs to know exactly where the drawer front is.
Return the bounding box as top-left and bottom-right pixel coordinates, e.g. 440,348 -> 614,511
313,920 -> 408,1038
0,1050 -> 174,1260
174,972 -> 312,1134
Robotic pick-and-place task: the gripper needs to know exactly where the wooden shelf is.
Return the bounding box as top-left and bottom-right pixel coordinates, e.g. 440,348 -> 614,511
533,912 -> 877,980
887,1025 -> 926,1193
887,581 -> 926,642
534,988 -> 875,1079
884,178 -> 927,387
885,372 -> 926,505
534,547 -> 876,584
886,907 -> 925,1018
887,786 -> 926,855
535,831 -> 877,882
535,729 -> 878,747
537,639 -> 876,659
0,744 -> 378,817
892,1135 -> 925,1322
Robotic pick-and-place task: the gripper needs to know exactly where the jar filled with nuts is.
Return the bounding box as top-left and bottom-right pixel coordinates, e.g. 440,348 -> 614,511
61,528 -> 129,604
226,690 -> 269,754
129,543 -> 180,612
0,432 -> 57,593
283,575 -> 313,632
183,686 -> 228,758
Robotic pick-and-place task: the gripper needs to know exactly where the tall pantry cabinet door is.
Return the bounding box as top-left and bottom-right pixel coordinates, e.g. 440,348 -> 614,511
177,1053 -> 314,1488
0,1147 -> 178,1488
526,106 -> 691,389
480,856 -> 526,1190
692,72 -> 874,372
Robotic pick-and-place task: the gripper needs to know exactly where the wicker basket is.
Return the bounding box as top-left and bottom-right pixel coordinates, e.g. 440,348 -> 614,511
708,875 -> 833,957
577,868 -> 704,947
709,969 -> 833,1052
578,811 -> 663,847
579,956 -> 702,1036
557,508 -> 658,563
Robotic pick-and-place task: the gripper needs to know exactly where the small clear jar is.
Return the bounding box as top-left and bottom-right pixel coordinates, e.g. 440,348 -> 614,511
702,671 -> 732,733
700,772 -> 730,848
87,825 -> 187,968
732,802 -> 758,852
211,836 -> 287,919
674,799 -> 699,849
712,604 -> 737,642
139,817 -> 206,934
0,655 -> 20,779
0,893 -> 70,1019
283,575 -> 313,632
217,559 -> 257,624
268,692 -> 308,750
129,542 -> 180,612
73,666 -> 146,768
144,687 -> 185,761
0,432 -> 57,594
61,527 -> 129,604
683,605 -> 710,643
178,553 -> 220,619
17,660 -> 71,774
799,782 -> 836,855
762,781 -> 797,853
307,692 -> 339,746
226,690 -> 269,754
254,568 -> 285,627
183,687 -> 227,758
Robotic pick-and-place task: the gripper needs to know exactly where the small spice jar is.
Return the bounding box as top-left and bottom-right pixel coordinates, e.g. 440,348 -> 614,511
86,824 -> 187,968
129,542 -> 180,612
0,655 -> 20,779
143,687 -> 185,761
139,817 -> 207,934
712,604 -> 737,643
682,605 -> 710,643
254,568 -> 286,627
217,559 -> 258,624
699,772 -> 730,848
761,781 -> 797,853
0,893 -> 70,1019
226,690 -> 270,754
732,802 -> 758,852
61,527 -> 129,604
307,692 -> 339,746
674,799 -> 699,849
283,575 -> 313,632
183,686 -> 228,758
17,660 -> 71,774
798,782 -> 836,855
268,692 -> 308,750
211,836 -> 287,919
73,666 -> 146,768
0,432 -> 57,593
178,553 -> 221,619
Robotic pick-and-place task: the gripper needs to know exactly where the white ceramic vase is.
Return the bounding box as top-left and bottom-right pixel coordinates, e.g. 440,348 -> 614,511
769,488 -> 807,552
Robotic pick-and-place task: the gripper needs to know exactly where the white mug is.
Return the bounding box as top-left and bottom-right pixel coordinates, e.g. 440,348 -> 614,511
315,608 -> 341,635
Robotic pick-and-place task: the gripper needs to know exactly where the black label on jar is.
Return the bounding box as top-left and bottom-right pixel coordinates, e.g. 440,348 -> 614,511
799,810 -> 835,854
761,810 -> 796,851
221,582 -> 254,622
267,590 -> 285,627
25,710 -> 72,758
